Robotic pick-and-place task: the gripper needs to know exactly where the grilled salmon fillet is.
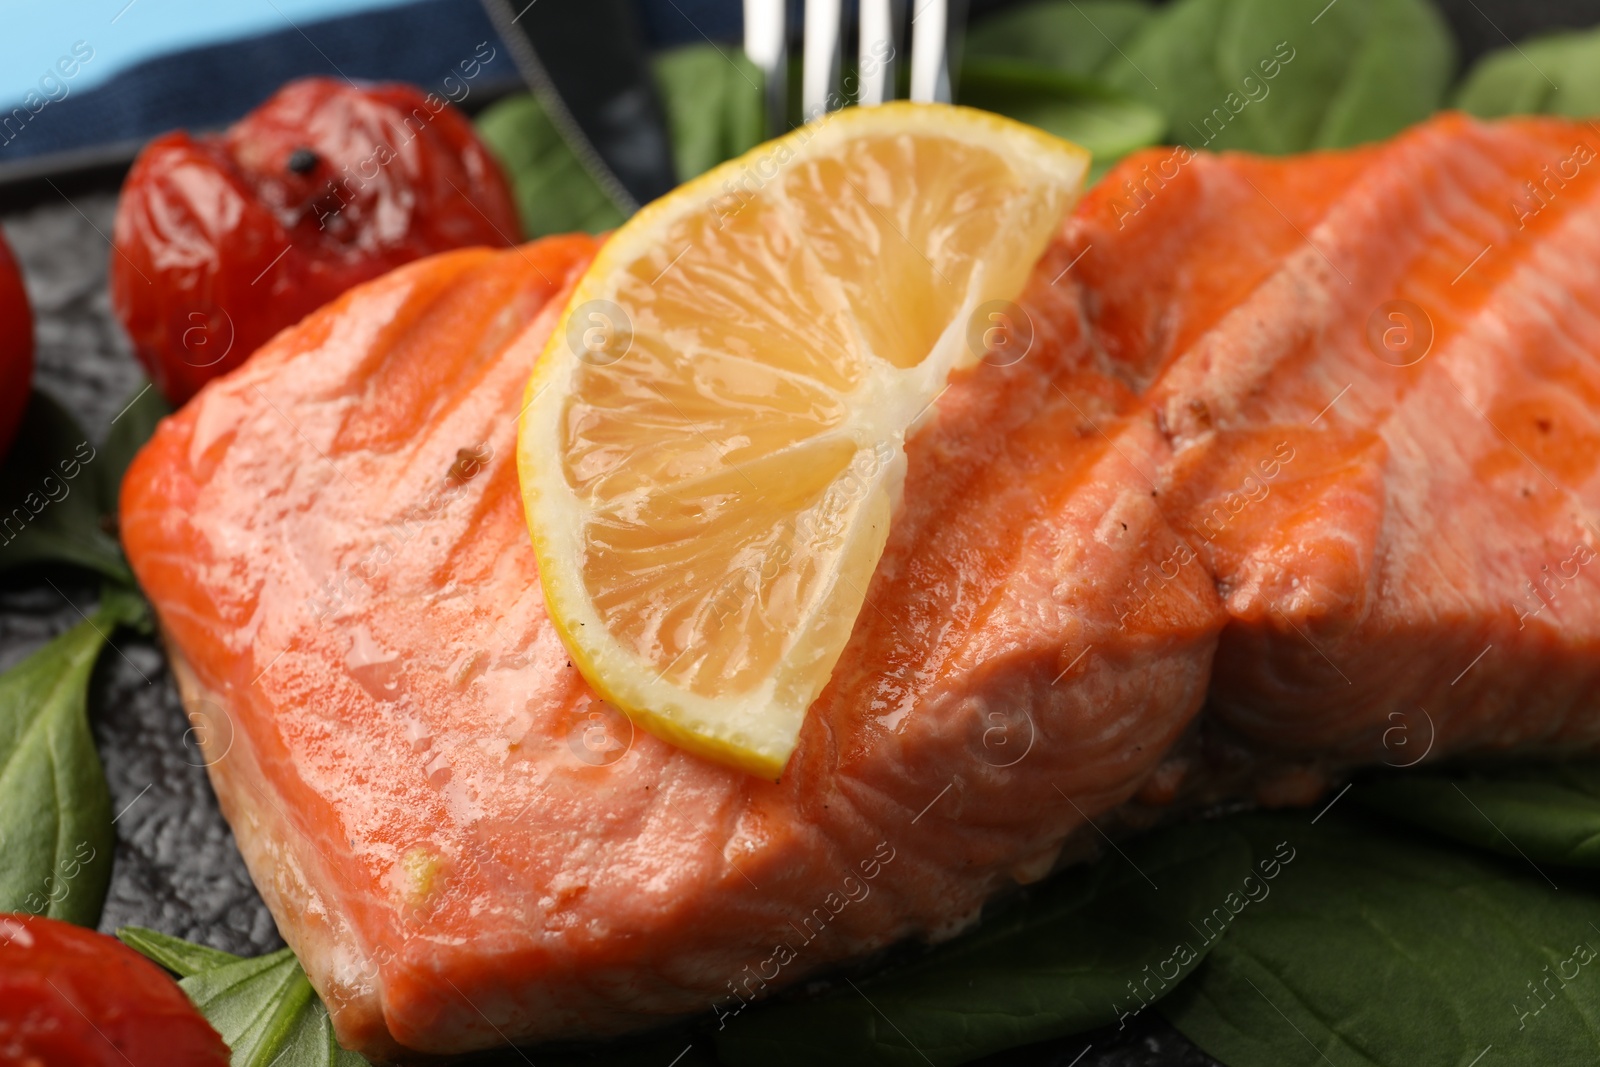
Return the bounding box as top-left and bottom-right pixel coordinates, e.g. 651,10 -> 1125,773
1070,112 -> 1600,765
122,111 -> 1600,1058
121,235 -> 1223,1056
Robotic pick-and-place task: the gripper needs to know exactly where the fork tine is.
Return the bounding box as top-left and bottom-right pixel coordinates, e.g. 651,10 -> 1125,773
908,0 -> 950,103
802,0 -> 843,121
858,0 -> 900,106
743,0 -> 788,135
806,0 -> 844,120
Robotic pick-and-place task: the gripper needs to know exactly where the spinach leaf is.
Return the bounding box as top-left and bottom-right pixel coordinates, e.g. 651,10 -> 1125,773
100,380 -> 172,517
1357,762 -> 1600,868
120,929 -> 370,1067
959,61 -> 1166,174
715,820 -> 1253,1067
1455,26 -> 1600,118
0,592 -> 138,924
1104,0 -> 1454,154
1290,0 -> 1456,149
0,390 -> 131,584
965,0 -> 1156,79
184,950 -> 318,1065
119,924 -> 242,977
1164,810 -> 1600,1067
655,45 -> 766,181
476,94 -> 629,238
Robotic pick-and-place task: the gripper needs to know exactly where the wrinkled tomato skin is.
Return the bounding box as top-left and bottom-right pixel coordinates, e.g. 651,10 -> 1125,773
111,76 -> 520,404
0,913 -> 229,1066
0,231 -> 32,462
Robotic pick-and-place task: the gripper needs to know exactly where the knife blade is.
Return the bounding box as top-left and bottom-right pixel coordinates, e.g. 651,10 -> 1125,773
480,0 -> 678,214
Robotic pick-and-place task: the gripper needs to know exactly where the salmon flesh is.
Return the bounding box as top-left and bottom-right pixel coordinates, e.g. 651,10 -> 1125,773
1068,112 -> 1600,767
122,233 -> 1222,1055
120,114 -> 1600,1057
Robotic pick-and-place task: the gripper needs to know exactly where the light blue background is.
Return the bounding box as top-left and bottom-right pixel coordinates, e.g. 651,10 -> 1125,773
0,0 -> 416,105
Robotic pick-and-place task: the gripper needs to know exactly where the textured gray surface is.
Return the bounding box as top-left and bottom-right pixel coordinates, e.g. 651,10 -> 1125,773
0,191 -> 1217,1066
2,192 -> 285,959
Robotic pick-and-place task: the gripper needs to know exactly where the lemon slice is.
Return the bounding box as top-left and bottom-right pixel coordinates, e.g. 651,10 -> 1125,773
519,103 -> 1088,778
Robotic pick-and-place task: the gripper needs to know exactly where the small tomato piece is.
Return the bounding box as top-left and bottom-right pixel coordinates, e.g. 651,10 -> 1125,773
0,913 -> 229,1066
110,77 -> 521,404
0,230 -> 32,461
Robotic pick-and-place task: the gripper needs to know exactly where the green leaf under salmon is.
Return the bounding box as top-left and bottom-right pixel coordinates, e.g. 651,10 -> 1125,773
119,927 -> 370,1067
1165,809 -> 1600,1067
0,587 -> 144,923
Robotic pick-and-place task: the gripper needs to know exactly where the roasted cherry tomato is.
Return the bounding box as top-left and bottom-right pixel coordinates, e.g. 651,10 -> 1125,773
0,913 -> 229,1066
0,230 -> 32,462
111,77 -> 521,404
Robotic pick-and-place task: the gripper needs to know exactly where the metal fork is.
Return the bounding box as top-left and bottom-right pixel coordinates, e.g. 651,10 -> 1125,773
742,0 -> 962,135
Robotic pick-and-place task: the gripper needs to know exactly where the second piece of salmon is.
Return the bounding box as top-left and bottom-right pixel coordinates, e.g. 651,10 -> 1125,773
1071,112 -> 1600,775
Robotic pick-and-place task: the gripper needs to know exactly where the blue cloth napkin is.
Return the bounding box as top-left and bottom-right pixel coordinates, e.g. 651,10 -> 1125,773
0,0 -> 744,165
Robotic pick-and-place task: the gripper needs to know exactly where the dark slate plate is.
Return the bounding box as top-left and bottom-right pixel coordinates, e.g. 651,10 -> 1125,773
0,191 -> 285,957
0,191 -> 1217,1066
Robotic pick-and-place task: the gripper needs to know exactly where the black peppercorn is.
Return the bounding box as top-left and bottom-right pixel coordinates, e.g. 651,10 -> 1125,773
286,147 -> 320,175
